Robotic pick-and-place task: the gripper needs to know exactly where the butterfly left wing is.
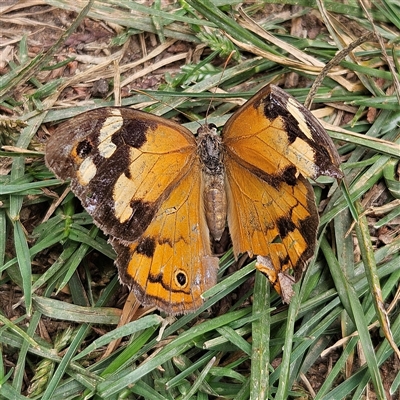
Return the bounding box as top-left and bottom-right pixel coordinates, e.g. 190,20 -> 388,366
223,85 -> 342,295
46,108 -> 198,242
46,107 -> 218,314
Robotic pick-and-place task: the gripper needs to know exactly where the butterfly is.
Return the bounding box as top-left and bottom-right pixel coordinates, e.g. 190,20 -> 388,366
45,84 -> 343,314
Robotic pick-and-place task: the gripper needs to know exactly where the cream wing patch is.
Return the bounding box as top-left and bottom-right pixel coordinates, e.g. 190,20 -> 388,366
113,172 -> 137,223
77,157 -> 97,185
98,111 -> 124,158
286,97 -> 313,140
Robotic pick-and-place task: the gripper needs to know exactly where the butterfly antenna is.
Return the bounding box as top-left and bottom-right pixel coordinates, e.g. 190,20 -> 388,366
205,50 -> 236,124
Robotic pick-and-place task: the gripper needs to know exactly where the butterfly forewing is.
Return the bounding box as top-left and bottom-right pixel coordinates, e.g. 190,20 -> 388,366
222,85 -> 342,181
46,108 -> 197,242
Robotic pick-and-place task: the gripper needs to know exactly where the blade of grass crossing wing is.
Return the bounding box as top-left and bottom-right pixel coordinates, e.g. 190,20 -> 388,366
274,281 -> 302,399
250,270 -> 270,400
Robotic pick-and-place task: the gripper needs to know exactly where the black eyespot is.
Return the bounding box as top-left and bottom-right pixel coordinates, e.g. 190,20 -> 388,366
176,271 -> 187,287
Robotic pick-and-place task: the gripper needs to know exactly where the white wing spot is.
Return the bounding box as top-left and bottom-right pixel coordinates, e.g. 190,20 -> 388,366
77,157 -> 97,185
98,114 -> 123,158
287,98 -> 313,140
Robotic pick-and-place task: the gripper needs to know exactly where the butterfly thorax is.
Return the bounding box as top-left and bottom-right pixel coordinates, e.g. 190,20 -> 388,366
197,124 -> 227,241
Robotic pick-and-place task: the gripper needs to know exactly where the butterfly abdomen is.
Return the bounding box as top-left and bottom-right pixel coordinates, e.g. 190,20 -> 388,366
197,124 -> 227,241
202,172 -> 226,241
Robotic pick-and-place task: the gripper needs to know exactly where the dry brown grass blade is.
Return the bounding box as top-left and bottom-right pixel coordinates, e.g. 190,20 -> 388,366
0,0 -> 46,14
227,10 -> 358,91
0,0 -> 94,100
54,38 -> 180,101
226,33 -> 355,90
118,38 -> 177,74
315,0 -> 351,49
226,34 -> 323,73
304,32 -> 376,108
238,8 -> 325,67
120,52 -> 188,88
44,0 -> 196,41
103,291 -> 153,358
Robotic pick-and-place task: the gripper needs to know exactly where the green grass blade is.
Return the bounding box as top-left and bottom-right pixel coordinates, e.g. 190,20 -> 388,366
250,270 -> 271,400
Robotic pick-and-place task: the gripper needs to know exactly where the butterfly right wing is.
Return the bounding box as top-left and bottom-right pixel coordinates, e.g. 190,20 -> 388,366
221,85 -> 342,295
224,154 -> 318,291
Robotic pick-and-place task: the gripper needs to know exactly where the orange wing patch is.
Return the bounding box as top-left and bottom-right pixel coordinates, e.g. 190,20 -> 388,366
46,108 -> 197,242
223,85 -> 342,180
225,156 -> 318,285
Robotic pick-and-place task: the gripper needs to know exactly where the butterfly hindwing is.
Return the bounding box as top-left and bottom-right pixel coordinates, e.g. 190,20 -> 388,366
224,155 -> 318,284
113,159 -> 218,314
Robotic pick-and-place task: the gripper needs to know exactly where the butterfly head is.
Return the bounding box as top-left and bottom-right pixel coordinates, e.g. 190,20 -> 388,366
197,122 -> 218,138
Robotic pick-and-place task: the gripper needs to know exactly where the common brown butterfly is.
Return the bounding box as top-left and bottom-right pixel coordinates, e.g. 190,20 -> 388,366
46,84 -> 342,314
